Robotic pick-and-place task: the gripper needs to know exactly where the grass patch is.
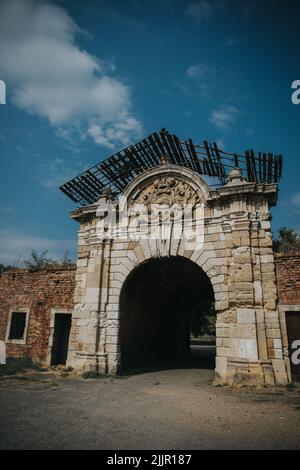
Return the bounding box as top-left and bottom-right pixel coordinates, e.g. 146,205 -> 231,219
0,357 -> 42,376
82,370 -> 107,380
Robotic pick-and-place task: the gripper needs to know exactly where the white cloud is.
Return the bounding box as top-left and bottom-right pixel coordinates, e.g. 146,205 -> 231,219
183,110 -> 192,117
240,1 -> 256,19
0,0 -> 143,149
185,0 -> 223,23
210,105 -> 240,131
0,229 -> 75,265
216,138 -> 225,149
186,63 -> 210,80
291,193 -> 300,208
36,157 -> 88,189
185,1 -> 214,23
186,1 -> 252,24
0,204 -> 13,215
224,36 -> 239,47
88,113 -> 143,150
185,63 -> 217,98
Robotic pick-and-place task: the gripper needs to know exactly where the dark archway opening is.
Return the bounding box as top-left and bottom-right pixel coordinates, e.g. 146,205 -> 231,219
119,256 -> 215,373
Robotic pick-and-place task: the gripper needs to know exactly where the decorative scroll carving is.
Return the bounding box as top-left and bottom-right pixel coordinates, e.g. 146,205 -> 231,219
131,177 -> 203,208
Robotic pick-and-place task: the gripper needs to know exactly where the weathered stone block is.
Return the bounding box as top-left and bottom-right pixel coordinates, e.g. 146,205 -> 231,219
237,308 -> 256,324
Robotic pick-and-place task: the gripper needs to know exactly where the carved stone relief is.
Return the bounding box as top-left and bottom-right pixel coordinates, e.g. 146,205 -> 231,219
130,177 -> 203,208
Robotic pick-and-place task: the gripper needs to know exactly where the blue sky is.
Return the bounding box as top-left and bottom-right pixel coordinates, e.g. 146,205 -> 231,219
0,0 -> 299,264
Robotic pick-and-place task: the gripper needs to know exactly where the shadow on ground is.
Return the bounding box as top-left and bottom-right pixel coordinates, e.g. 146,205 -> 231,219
120,345 -> 216,376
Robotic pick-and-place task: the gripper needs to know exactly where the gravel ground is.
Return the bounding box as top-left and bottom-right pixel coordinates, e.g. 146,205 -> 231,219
1,348 -> 300,450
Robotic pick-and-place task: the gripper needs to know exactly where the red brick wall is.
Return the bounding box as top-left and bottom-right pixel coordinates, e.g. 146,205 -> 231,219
0,267 -> 76,361
275,253 -> 300,305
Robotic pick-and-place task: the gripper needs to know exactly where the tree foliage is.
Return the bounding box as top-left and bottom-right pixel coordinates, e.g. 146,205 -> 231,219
273,227 -> 300,253
0,263 -> 13,274
189,301 -> 216,337
23,249 -> 73,270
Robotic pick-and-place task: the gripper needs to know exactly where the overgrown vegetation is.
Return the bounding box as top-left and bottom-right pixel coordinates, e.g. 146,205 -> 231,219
0,250 -> 75,273
190,302 -> 216,338
82,370 -> 107,379
273,227 -> 300,253
0,263 -> 14,274
0,357 -> 43,376
24,250 -> 73,270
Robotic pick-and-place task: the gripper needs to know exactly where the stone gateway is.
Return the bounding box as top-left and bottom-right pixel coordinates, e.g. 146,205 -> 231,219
67,158 -> 289,385
1,130 -> 297,386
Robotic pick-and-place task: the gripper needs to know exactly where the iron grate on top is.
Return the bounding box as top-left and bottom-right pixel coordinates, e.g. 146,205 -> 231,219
60,129 -> 283,206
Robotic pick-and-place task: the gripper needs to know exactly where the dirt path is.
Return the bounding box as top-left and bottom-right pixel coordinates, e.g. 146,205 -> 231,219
0,367 -> 300,450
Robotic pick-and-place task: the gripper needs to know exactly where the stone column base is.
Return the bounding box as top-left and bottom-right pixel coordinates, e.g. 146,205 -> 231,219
215,357 -> 289,386
68,351 -> 108,373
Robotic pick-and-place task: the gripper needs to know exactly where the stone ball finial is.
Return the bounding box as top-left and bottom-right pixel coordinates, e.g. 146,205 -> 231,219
230,167 -> 242,178
97,186 -> 113,203
101,187 -> 112,197
226,167 -> 247,186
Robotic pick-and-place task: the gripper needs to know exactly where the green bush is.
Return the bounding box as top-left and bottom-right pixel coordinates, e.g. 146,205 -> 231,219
273,227 -> 300,253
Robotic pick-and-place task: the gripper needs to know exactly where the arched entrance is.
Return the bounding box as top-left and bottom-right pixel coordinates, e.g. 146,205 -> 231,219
119,256 -> 215,373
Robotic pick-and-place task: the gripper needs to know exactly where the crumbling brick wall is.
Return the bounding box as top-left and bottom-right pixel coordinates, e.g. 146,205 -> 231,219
0,267 -> 76,361
275,253 -> 300,305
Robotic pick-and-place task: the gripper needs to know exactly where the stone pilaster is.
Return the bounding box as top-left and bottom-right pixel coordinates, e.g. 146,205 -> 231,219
211,169 -> 288,384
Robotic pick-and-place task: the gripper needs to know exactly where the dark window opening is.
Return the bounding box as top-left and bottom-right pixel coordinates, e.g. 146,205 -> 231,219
8,312 -> 27,340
